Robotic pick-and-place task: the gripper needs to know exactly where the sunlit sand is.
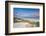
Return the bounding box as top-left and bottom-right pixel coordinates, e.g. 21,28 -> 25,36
13,18 -> 39,28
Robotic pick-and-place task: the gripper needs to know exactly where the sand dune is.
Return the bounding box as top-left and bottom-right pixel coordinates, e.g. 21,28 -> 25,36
13,17 -> 39,28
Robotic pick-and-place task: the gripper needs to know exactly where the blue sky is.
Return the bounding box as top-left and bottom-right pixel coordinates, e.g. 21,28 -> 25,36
13,8 -> 39,19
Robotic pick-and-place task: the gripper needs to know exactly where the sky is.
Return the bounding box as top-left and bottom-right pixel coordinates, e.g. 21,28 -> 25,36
13,8 -> 39,19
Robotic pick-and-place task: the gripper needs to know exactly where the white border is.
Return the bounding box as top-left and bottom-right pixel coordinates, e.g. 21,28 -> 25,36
9,3 -> 43,33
